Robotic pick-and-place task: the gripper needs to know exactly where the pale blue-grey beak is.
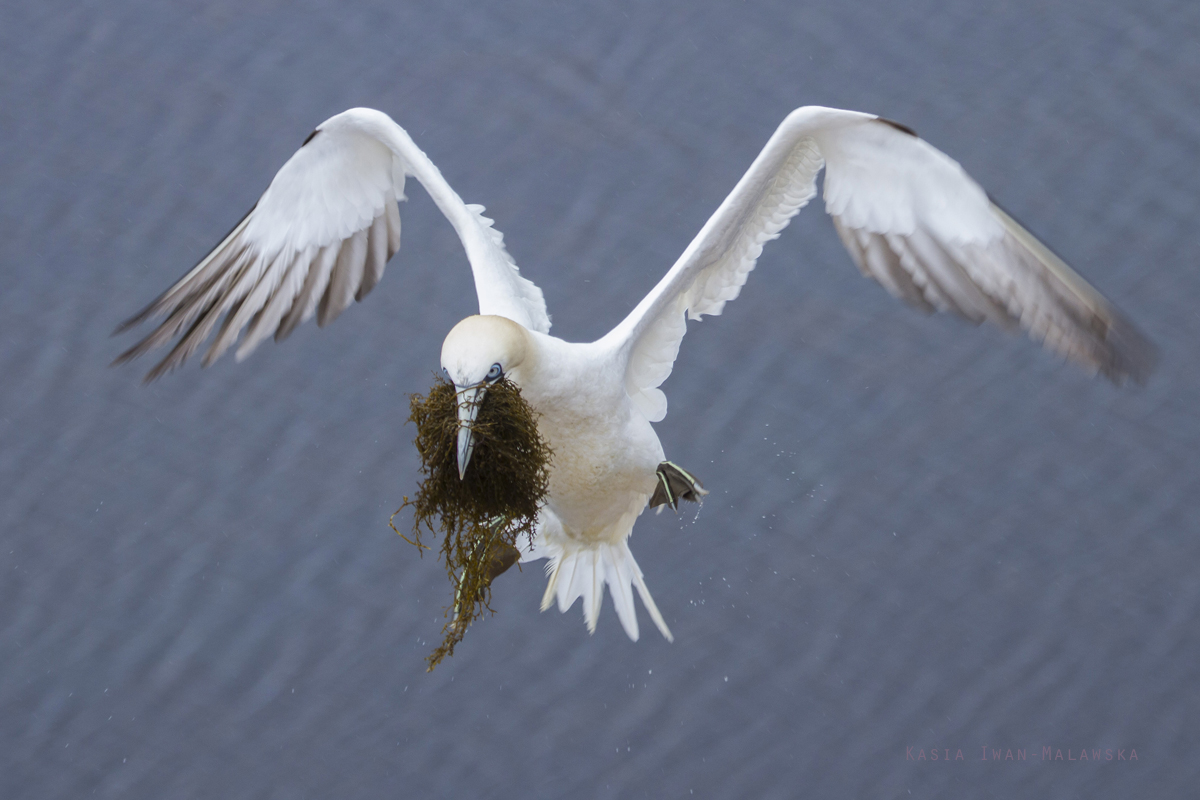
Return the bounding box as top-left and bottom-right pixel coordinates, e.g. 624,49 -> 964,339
455,384 -> 486,480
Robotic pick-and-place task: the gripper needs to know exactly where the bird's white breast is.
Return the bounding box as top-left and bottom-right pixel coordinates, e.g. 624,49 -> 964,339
514,335 -> 663,545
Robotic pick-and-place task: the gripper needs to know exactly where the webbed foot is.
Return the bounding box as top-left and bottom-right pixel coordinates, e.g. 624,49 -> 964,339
649,461 -> 710,512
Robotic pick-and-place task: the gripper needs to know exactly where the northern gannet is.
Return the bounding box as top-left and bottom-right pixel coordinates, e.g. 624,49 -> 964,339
115,106 -> 1155,642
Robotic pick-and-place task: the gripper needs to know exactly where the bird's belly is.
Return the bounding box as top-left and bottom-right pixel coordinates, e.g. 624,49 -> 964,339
536,409 -> 662,544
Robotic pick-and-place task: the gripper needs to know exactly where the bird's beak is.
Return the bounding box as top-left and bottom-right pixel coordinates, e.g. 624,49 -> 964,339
455,383 -> 486,480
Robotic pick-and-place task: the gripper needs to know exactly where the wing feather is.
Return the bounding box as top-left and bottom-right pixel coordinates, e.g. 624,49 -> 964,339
115,108 -> 548,381
607,106 -> 1155,419
235,247 -> 310,360
276,242 -> 339,342
357,211 -> 390,301
605,114 -> 828,421
205,248 -> 292,366
318,226 -> 367,327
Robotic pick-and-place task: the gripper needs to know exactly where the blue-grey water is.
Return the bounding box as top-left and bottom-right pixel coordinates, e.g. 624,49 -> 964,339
3,1 -> 1198,797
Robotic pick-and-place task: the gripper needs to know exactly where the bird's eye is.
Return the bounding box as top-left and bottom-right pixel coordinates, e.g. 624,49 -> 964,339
486,363 -> 503,382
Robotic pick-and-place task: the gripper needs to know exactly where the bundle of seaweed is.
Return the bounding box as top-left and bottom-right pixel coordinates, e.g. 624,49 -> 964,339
393,375 -> 552,670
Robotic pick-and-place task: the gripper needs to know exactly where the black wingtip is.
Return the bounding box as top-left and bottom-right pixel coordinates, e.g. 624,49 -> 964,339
876,117 -> 919,138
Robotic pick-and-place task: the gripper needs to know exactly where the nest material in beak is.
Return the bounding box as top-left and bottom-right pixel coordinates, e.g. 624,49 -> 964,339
396,375 -> 551,670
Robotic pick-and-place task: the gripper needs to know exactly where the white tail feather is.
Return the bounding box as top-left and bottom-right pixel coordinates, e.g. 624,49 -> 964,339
526,534 -> 673,643
629,559 -> 673,643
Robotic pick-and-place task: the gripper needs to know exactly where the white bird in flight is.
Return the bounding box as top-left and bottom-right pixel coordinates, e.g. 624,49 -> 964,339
116,106 -> 1155,642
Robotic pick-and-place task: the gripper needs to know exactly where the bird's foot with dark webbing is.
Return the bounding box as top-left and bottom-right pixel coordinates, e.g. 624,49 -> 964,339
649,461 -> 709,512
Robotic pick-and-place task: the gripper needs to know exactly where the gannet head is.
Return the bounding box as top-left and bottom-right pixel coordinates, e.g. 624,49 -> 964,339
440,315 -> 531,480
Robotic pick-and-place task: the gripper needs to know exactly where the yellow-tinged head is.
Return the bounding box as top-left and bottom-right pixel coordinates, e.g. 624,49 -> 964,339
440,315 -> 530,389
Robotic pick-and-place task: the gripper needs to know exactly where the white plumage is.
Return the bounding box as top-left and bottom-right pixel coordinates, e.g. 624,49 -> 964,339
116,106 -> 1155,641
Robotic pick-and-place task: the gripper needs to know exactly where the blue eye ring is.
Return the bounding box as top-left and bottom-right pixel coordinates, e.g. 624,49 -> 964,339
486,363 -> 503,382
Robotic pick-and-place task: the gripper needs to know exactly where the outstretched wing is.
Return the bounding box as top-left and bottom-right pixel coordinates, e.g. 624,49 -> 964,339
606,106 -> 1156,422
114,107 -> 549,381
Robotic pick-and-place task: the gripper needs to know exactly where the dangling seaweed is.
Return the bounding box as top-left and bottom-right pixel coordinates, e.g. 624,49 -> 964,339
392,375 -> 551,670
